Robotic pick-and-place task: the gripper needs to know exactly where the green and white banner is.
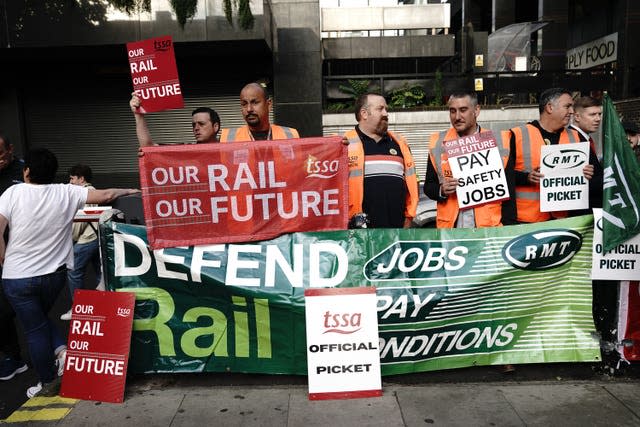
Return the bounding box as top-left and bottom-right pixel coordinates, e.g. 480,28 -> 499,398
101,215 -> 600,375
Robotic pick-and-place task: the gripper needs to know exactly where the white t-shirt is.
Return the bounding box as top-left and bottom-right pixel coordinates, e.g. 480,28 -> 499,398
0,183 -> 88,279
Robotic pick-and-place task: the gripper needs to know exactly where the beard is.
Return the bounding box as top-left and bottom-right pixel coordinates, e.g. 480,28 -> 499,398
374,118 -> 389,136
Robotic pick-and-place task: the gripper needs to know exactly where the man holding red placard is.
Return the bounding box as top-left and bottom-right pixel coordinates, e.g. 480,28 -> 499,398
130,93 -> 221,148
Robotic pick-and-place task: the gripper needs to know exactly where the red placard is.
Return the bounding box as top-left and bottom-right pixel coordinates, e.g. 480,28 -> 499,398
138,136 -> 349,249
60,290 -> 135,403
621,281 -> 640,361
126,35 -> 184,113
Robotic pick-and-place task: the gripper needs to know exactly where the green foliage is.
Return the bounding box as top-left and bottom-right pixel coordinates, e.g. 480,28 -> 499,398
224,0 -> 255,30
169,0 -> 198,28
389,83 -> 426,109
338,79 -> 378,101
109,0 -> 151,14
429,69 -> 444,106
327,102 -> 351,113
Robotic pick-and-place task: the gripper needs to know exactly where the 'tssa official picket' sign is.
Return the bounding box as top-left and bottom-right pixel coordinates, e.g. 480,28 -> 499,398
126,35 -> 184,113
139,136 -> 348,249
304,287 -> 382,400
445,130 -> 509,209
60,290 -> 135,403
540,142 -> 589,212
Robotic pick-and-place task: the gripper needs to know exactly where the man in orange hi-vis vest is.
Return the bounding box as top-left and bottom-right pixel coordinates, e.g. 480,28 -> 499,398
509,87 -> 596,223
345,93 -> 418,229
424,91 -> 516,229
220,83 -> 299,142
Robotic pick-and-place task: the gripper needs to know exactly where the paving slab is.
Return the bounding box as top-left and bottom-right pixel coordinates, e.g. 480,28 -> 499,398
170,387 -> 291,427
602,383 -> 640,418
58,388 -> 184,426
288,385 -> 403,427
501,383 -> 640,427
395,384 -> 524,427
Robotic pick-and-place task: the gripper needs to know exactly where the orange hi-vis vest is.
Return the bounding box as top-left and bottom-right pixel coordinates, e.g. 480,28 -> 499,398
345,129 -> 418,219
219,124 -> 299,142
428,128 -> 511,229
512,124 -> 579,223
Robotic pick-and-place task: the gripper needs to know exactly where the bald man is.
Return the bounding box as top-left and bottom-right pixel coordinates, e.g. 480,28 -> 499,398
220,83 -> 299,142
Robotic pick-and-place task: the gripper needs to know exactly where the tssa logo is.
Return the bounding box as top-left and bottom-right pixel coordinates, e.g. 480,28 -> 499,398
541,149 -> 587,170
116,307 -> 131,317
502,229 -> 582,270
305,155 -> 340,179
364,241 -> 469,281
153,38 -> 171,52
322,310 -> 361,334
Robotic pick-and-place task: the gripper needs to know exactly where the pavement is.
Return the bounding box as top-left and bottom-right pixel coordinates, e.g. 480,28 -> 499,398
2,365 -> 640,426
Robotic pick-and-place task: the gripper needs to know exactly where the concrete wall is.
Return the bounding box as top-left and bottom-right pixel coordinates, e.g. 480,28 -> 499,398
271,0 -> 323,137
323,35 -> 454,59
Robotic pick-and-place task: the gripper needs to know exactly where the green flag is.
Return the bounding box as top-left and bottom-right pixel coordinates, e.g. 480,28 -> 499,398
602,94 -> 640,251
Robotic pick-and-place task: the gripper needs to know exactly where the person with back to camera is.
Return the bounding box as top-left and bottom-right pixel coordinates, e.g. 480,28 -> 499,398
0,148 -> 139,398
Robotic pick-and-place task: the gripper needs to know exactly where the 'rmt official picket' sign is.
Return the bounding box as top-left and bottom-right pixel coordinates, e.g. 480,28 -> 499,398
304,287 -> 382,400
126,35 -> 184,113
60,290 -> 135,403
540,142 -> 589,212
445,130 -> 509,209
139,136 -> 348,249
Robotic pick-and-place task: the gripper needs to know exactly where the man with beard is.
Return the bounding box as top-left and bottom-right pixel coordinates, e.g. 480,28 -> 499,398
344,93 -> 418,228
220,83 -> 299,141
424,91 -> 516,228
510,87 -> 595,223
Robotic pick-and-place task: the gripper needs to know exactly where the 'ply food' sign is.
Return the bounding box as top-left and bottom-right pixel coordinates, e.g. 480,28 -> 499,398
127,35 -> 184,113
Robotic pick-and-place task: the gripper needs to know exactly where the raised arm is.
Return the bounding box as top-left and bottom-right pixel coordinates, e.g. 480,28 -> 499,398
130,92 -> 154,148
86,188 -> 141,205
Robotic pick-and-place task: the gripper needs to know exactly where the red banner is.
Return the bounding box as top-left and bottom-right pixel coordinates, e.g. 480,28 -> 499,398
60,290 -> 135,403
139,137 -> 349,249
619,281 -> 640,361
126,35 -> 184,113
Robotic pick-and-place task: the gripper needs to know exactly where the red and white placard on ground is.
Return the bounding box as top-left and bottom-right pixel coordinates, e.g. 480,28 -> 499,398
304,287 -> 382,400
126,35 -> 184,113
60,290 -> 135,403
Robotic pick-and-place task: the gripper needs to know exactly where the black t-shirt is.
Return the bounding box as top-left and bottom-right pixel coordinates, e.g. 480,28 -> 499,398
0,157 -> 24,195
356,126 -> 406,228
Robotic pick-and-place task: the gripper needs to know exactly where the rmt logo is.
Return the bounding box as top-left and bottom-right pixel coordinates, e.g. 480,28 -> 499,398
502,229 -> 582,270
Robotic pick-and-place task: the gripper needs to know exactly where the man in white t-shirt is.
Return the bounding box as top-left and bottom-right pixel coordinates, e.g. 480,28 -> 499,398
0,148 -> 138,398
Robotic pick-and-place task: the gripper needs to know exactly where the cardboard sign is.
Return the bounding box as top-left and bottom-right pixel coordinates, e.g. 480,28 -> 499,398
139,136 -> 348,249
445,130 -> 509,209
60,290 -> 135,403
126,35 -> 184,113
540,142 -> 589,212
591,209 -> 640,280
304,287 -> 382,400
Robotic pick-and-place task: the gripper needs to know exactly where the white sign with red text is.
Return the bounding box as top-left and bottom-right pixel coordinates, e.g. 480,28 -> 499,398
540,142 -> 589,212
304,287 -> 381,400
445,131 -> 509,209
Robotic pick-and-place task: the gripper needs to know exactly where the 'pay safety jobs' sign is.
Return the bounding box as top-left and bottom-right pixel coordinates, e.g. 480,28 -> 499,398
304,287 -> 381,400
445,130 -> 509,209
540,142 -> 589,212
60,290 -> 135,403
126,35 -> 184,113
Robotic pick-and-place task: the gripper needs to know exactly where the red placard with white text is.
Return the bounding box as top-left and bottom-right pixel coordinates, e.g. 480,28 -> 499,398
126,35 -> 184,113
139,136 -> 349,249
60,290 -> 135,403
